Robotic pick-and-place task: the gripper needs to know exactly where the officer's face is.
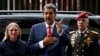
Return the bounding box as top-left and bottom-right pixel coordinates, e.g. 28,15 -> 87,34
43,8 -> 56,25
77,18 -> 89,31
8,25 -> 20,41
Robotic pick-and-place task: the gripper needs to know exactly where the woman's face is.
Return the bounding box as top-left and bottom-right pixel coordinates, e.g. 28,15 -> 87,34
8,25 -> 20,41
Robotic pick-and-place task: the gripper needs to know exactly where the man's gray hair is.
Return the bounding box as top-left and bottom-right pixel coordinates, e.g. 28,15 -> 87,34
43,3 -> 56,13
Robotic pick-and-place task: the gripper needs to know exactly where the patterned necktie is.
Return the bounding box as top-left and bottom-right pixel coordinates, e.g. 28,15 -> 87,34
48,25 -> 52,37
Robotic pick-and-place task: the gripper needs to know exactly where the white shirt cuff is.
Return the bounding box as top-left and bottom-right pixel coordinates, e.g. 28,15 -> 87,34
39,40 -> 45,49
58,29 -> 64,36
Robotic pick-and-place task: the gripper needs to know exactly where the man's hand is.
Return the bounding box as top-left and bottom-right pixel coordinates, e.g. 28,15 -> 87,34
56,18 -> 63,33
43,36 -> 57,46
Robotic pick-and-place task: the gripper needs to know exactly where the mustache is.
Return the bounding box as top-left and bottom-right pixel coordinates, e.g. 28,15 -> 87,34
47,17 -> 51,19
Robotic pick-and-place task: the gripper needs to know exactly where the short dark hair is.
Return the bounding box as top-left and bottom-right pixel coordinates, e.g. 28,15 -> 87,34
43,3 -> 56,13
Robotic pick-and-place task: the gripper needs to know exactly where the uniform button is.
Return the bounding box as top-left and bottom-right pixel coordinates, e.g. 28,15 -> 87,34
77,45 -> 79,46
76,49 -> 79,51
82,44 -> 84,46
82,50 -> 84,52
82,55 -> 84,56
76,55 -> 78,56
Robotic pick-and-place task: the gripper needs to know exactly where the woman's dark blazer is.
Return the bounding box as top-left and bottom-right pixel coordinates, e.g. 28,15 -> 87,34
0,40 -> 26,56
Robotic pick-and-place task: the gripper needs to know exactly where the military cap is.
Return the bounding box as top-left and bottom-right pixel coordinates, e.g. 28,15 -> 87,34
76,11 -> 88,20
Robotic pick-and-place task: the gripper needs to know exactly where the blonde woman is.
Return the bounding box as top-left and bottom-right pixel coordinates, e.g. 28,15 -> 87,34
0,22 -> 26,56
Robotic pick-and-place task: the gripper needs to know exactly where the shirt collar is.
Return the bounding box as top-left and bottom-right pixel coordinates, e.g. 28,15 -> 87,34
78,28 -> 88,33
45,21 -> 55,29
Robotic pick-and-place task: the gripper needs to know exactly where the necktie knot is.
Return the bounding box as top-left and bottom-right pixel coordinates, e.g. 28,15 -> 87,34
48,25 -> 51,28
80,33 -> 84,37
48,25 -> 52,37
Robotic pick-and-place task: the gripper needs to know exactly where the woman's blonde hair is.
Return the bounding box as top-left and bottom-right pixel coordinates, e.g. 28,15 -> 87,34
2,22 -> 21,41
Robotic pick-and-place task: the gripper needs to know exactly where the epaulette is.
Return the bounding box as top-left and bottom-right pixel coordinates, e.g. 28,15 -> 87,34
91,30 -> 99,35
69,31 -> 75,34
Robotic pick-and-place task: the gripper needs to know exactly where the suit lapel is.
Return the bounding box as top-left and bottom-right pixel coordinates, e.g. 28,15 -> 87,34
49,25 -> 60,50
52,25 -> 57,37
38,23 -> 47,39
42,23 -> 47,37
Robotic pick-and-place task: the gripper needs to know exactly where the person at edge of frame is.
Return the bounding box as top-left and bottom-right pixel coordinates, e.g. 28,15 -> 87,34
0,22 -> 27,56
68,11 -> 100,56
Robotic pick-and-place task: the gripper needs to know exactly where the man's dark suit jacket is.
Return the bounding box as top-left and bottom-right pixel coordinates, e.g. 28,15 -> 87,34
27,22 -> 70,56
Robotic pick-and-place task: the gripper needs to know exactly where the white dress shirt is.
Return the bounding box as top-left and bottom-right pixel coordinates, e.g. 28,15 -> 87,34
39,21 -> 63,48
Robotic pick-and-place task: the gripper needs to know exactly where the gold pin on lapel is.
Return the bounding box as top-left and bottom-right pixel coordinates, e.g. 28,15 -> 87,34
84,34 -> 87,37
71,34 -> 76,47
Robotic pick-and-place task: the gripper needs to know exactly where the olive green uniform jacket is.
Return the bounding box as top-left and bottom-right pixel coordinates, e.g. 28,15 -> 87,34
69,30 -> 100,56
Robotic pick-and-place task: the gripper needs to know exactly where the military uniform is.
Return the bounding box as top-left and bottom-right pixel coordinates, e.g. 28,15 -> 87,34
69,30 -> 100,56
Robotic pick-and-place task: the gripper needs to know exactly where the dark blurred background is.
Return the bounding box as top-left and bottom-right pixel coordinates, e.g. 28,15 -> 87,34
0,0 -> 100,15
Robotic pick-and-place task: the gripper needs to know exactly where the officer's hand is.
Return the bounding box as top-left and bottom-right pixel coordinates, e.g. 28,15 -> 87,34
43,36 -> 57,46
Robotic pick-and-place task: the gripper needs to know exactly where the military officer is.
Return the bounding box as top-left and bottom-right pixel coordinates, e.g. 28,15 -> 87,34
69,11 -> 100,56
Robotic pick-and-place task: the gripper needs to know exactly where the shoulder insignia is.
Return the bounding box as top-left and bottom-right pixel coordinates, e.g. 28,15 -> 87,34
69,31 -> 75,34
91,31 -> 99,35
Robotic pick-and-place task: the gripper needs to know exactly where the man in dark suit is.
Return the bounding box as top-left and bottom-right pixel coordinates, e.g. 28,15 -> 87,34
27,3 -> 70,56
69,11 -> 100,56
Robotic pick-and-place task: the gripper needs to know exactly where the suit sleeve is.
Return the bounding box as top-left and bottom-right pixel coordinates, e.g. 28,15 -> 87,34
60,25 -> 72,56
59,25 -> 70,46
27,25 -> 41,54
